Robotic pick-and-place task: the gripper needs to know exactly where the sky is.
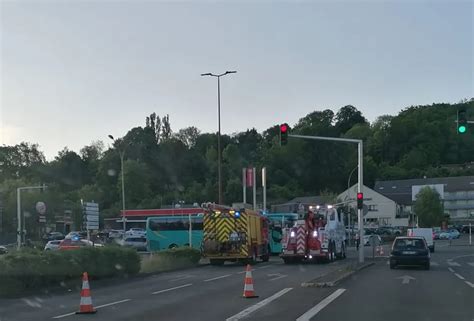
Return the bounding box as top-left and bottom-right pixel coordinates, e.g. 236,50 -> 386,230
1,0 -> 473,159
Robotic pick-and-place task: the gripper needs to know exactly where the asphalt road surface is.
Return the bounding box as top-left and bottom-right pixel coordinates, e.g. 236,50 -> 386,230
0,236 -> 472,321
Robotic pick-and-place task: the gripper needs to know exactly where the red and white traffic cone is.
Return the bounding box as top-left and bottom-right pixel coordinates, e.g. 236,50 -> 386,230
242,264 -> 258,298
76,272 -> 97,314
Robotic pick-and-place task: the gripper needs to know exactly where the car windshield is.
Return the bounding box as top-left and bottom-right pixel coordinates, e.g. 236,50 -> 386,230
1,1 -> 472,320
394,239 -> 426,250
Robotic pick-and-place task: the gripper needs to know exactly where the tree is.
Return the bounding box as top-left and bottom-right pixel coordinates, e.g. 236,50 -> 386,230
413,187 -> 444,227
175,126 -> 200,148
161,114 -> 172,141
335,105 -> 367,134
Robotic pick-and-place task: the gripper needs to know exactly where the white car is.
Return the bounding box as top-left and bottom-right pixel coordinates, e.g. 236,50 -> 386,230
126,228 -> 146,237
44,240 -> 62,251
363,235 -> 382,246
108,230 -> 125,238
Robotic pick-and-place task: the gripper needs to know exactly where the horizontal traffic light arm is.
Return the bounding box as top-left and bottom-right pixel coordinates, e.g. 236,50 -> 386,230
288,134 -> 363,144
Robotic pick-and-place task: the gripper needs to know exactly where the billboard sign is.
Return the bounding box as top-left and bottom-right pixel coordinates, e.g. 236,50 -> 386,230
412,184 -> 444,201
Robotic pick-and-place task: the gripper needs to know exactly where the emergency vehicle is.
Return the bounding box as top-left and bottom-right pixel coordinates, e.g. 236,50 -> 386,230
280,206 -> 346,263
201,203 -> 270,265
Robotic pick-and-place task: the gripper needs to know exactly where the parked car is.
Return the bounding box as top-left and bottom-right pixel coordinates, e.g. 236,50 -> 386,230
58,238 -> 103,250
363,234 -> 382,246
44,240 -> 62,251
109,229 -> 125,239
125,228 -> 146,237
460,225 -> 472,234
439,229 -> 460,240
390,236 -> 430,270
0,245 -> 8,255
433,230 -> 442,240
42,232 -> 64,241
65,231 -> 87,239
120,237 -> 147,251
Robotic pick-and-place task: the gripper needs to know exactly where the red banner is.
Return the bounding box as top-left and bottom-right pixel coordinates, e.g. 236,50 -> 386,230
246,168 -> 253,187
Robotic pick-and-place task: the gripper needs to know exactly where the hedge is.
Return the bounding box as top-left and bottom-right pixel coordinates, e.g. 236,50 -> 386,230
0,247 -> 140,297
141,247 -> 201,274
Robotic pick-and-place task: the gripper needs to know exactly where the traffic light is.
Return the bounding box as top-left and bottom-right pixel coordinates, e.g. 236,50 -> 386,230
457,109 -> 467,134
357,193 -> 363,210
280,123 -> 289,146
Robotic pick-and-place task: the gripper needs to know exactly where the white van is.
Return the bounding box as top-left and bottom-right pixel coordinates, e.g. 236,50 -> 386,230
407,228 -> 434,252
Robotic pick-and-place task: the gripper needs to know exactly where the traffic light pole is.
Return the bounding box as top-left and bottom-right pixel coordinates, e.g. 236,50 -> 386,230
289,134 -> 365,263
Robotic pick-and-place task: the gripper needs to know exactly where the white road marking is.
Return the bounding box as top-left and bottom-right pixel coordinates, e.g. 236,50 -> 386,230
52,299 -> 131,319
430,261 -> 439,266
448,267 -> 455,273
465,281 -> 474,288
269,274 -> 287,281
169,275 -> 193,282
386,261 -> 390,265
204,274 -> 232,282
397,275 -> 415,284
447,261 -> 461,267
454,273 -> 465,280
95,299 -> 131,309
467,262 -> 474,267
225,288 -> 293,321
152,283 -> 192,295
296,288 -> 346,321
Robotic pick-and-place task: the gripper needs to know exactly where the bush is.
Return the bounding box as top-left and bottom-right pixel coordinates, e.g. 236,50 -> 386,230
141,248 -> 201,274
0,246 -> 140,297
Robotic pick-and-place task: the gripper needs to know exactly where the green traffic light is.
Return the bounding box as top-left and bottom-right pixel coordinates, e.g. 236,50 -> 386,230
458,125 -> 467,133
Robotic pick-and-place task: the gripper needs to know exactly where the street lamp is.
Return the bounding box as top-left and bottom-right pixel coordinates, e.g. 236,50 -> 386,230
17,184 -> 47,249
108,135 -> 128,232
201,71 -> 237,204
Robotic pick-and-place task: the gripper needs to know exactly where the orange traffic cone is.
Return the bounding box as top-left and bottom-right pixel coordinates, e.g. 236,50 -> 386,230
242,264 -> 258,298
76,272 -> 97,314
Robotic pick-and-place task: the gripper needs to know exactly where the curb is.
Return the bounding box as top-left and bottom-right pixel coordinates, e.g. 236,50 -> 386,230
301,262 -> 375,288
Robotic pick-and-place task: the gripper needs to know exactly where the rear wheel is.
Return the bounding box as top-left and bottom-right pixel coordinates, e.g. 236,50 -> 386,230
282,257 -> 293,264
341,242 -> 346,259
168,243 -> 178,249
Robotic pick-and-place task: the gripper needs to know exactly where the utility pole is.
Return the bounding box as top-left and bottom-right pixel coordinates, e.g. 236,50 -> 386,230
108,135 -> 128,232
201,71 -> 237,204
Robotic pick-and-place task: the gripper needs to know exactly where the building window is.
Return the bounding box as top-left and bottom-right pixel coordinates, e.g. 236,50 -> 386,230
368,205 -> 378,211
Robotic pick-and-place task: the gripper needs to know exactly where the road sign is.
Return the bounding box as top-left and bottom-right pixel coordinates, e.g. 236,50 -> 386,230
36,202 -> 46,215
38,215 -> 46,223
82,201 -> 99,230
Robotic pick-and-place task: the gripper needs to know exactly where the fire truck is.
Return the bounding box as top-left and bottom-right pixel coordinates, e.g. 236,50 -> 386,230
280,207 -> 346,263
201,203 -> 270,265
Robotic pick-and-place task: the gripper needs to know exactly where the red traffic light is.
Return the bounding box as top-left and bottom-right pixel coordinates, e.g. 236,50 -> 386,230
280,124 -> 288,133
357,193 -> 363,200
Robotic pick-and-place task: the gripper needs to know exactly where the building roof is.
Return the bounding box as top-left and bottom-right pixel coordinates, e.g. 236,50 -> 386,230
374,176 -> 474,205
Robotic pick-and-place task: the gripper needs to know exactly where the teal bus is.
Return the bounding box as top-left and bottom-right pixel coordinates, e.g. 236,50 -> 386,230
264,213 -> 298,254
146,215 -> 204,251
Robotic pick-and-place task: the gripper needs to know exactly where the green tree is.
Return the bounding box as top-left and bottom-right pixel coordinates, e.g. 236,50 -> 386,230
413,187 -> 444,227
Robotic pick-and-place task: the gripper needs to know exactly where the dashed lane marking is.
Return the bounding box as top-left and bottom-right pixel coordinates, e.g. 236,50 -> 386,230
52,299 -> 131,319
152,283 -> 192,295
467,262 -> 474,267
465,281 -> 474,288
296,289 -> 347,321
447,261 -> 461,267
448,267 -> 455,273
225,288 -> 293,321
203,274 -> 232,282
454,273 -> 465,280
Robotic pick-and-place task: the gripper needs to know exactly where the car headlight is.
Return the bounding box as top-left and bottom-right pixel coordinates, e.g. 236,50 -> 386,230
290,231 -> 296,238
312,230 -> 318,237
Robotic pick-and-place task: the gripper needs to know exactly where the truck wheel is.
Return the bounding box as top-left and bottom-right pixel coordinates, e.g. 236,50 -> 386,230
282,257 -> 292,264
261,254 -> 270,262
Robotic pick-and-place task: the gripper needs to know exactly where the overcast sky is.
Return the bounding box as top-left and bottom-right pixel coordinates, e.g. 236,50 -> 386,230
1,0 -> 472,159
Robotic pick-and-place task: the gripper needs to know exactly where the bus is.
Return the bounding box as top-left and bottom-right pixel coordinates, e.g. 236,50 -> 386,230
264,213 -> 298,254
146,215 -> 204,251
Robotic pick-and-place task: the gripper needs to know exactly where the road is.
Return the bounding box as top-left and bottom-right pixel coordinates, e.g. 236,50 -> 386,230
0,236 -> 472,321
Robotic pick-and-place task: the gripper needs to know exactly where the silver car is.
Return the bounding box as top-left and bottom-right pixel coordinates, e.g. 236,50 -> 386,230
121,237 -> 147,251
44,240 -> 62,251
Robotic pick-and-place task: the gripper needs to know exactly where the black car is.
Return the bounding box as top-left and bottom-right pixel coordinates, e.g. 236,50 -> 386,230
390,236 -> 430,270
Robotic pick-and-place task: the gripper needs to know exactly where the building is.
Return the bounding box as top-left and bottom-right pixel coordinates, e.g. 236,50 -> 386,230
337,184 -> 407,227
374,176 -> 474,225
271,196 -> 325,214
